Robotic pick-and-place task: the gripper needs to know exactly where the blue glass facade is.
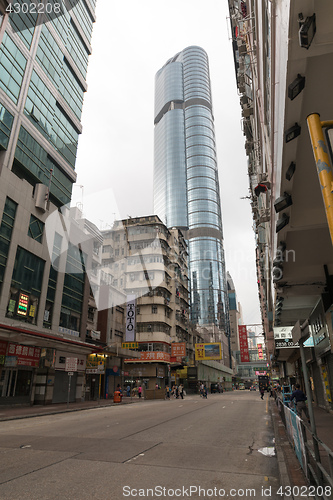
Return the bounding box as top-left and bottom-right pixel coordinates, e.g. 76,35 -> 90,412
154,46 -> 229,330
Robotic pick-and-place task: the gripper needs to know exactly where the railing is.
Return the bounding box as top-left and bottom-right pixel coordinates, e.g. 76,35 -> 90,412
276,397 -> 333,500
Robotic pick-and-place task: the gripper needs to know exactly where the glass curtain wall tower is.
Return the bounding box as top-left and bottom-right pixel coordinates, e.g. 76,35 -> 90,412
154,46 -> 229,330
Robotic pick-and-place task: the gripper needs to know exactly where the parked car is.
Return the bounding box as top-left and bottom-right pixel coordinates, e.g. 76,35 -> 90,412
250,386 -> 256,391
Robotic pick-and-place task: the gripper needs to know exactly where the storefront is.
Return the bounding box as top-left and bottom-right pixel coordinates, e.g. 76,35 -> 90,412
0,324 -> 102,406
0,340 -> 40,405
309,300 -> 333,410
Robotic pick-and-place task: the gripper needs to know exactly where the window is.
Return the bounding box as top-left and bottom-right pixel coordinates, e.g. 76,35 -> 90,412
7,246 -> 45,324
0,197 -> 17,283
152,305 -> 157,314
28,214 -> 44,242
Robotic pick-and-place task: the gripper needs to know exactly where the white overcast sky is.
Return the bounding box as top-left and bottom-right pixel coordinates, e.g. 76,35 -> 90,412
73,0 -> 262,328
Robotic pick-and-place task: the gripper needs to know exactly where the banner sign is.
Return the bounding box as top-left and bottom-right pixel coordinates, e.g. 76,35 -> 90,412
125,351 -> 170,362
171,343 -> 186,357
125,294 -> 136,342
257,343 -> 264,359
195,343 -> 222,361
238,325 -> 250,362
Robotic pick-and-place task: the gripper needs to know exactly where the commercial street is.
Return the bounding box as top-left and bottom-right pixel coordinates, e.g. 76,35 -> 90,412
0,392 -> 279,500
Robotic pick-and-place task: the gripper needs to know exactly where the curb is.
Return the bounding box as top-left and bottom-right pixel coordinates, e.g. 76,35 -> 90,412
0,400 -> 141,422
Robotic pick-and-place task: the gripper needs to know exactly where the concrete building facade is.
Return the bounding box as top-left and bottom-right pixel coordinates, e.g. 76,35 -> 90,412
0,2 -> 99,405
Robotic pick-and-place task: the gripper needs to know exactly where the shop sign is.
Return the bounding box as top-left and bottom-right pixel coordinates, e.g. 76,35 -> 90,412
275,339 -> 299,348
90,330 -> 101,340
125,351 -> 170,363
274,326 -> 293,339
86,368 -> 105,374
171,343 -> 186,357
59,327 -> 80,337
55,351 -> 86,371
7,343 -> 41,367
257,344 -> 264,359
17,293 -> 29,316
87,354 -> 105,369
321,365 -> 332,403
170,356 -> 183,363
125,294 -> 136,342
0,340 -> 8,365
122,342 -> 138,349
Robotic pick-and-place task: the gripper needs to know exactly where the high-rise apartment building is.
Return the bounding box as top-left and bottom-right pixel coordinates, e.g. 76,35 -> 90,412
101,215 -> 193,390
0,3 -> 98,405
154,46 -> 229,333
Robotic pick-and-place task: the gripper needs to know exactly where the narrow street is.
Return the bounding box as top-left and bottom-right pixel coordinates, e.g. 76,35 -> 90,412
0,392 -> 279,499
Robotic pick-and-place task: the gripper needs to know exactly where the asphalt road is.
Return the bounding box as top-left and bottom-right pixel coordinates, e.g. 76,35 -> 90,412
0,392 -> 280,500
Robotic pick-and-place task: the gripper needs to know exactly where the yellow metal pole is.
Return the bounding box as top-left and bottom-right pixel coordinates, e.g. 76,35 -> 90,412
307,113 -> 333,245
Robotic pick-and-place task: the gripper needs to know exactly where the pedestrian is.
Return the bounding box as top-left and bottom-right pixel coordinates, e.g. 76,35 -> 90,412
269,385 -> 273,398
179,384 -> 184,399
165,386 -> 170,399
291,384 -> 310,423
203,385 -> 208,399
126,384 -> 131,397
138,385 -> 142,398
260,387 -> 265,400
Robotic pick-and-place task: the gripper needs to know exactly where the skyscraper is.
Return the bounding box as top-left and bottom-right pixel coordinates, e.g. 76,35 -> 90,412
0,3 -> 98,405
154,46 -> 229,331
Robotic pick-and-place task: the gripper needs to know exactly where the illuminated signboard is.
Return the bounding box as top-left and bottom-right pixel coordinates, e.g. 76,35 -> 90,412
17,293 -> 29,316
122,342 -> 138,349
257,343 -> 264,360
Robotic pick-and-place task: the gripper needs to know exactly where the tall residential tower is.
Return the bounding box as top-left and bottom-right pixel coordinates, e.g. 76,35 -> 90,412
154,46 -> 229,332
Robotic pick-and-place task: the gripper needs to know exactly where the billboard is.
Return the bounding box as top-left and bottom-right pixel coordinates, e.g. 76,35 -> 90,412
195,343 -> 222,361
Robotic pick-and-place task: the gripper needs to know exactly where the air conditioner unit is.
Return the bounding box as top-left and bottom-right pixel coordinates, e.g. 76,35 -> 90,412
259,173 -> 268,183
258,208 -> 270,223
242,106 -> 253,118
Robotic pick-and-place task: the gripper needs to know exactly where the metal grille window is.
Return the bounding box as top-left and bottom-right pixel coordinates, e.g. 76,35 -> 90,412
28,214 -> 44,243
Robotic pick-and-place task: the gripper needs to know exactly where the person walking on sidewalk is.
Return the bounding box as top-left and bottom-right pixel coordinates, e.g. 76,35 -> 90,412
260,387 -> 265,400
291,384 -> 310,423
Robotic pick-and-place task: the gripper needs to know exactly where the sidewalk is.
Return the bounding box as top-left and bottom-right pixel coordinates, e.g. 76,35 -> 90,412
0,396 -> 142,421
270,397 -> 333,490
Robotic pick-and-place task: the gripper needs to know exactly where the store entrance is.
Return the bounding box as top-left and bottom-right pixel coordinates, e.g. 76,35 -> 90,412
0,368 -> 32,403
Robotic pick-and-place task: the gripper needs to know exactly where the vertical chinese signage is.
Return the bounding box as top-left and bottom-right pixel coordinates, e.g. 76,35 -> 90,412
257,343 -> 264,360
238,325 -> 250,362
125,294 -> 136,342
